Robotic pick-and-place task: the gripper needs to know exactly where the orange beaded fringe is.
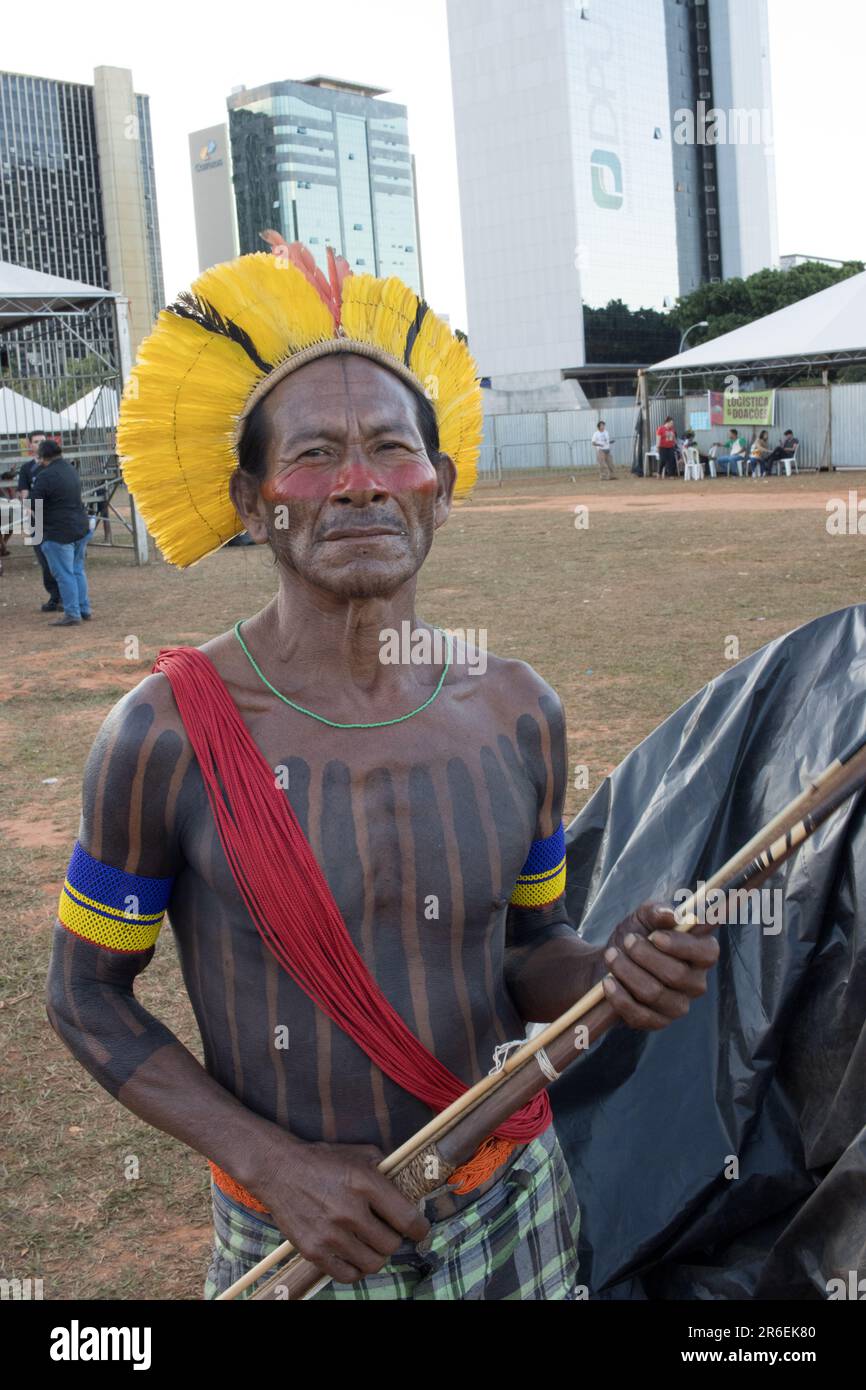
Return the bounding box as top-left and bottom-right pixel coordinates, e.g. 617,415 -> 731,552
448,1136 -> 517,1195
209,1132 -> 517,1217
209,1161 -> 270,1215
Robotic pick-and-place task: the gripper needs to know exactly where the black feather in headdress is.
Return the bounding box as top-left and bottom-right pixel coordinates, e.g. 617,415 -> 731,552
168,291 -> 274,375
403,300 -> 431,367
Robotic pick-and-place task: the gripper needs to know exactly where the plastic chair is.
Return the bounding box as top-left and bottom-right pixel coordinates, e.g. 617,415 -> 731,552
643,450 -> 659,477
779,445 -> 800,477
683,447 -> 703,481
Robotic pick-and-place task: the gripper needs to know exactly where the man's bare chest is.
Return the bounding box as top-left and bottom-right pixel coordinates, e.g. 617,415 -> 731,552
176,706 -> 541,939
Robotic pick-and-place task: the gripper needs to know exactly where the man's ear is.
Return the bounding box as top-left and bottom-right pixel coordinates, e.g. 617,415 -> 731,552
229,469 -> 270,545
433,454 -> 457,530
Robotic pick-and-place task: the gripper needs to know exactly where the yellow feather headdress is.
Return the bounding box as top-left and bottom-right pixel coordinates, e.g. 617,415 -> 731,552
117,238 -> 482,569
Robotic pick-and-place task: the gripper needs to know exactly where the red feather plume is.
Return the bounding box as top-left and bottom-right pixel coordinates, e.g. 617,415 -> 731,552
259,229 -> 352,328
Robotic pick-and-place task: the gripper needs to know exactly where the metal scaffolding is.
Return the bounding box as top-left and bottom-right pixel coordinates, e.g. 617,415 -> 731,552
0,261 -> 148,563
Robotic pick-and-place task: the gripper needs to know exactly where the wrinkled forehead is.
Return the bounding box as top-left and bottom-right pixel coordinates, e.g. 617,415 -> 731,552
260,352 -> 423,439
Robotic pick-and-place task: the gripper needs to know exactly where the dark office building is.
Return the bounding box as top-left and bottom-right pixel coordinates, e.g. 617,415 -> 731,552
0,64 -> 165,371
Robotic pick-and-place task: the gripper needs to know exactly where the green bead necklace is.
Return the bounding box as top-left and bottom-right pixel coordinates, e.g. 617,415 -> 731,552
233,619 -> 452,730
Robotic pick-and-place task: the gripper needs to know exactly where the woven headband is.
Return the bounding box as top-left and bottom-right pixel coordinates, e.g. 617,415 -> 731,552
233,337 -> 435,450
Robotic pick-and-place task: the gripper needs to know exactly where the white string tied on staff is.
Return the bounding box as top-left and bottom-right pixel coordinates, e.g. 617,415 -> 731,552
489,1039 -> 525,1075
489,1037 -> 560,1082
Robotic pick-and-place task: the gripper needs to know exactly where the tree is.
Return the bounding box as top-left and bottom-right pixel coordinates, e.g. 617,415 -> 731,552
671,260 -> 864,345
583,300 -> 680,364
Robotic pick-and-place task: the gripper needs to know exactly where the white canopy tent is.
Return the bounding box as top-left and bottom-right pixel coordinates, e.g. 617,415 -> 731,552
0,385 -> 65,435
650,270 -> 866,379
57,385 -> 120,431
0,261 -> 117,333
0,260 -> 147,561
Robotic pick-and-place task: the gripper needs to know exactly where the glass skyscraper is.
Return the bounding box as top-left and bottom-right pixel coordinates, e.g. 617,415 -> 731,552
0,74 -> 107,291
223,76 -> 423,293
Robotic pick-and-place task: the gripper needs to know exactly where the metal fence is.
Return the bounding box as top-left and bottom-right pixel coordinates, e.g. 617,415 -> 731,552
651,384 -> 864,471
829,383 -> 866,469
479,404 -> 641,480
479,382 -> 865,480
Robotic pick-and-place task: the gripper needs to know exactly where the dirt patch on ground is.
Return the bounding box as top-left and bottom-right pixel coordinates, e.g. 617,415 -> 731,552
0,813 -> 71,849
470,480 -> 843,516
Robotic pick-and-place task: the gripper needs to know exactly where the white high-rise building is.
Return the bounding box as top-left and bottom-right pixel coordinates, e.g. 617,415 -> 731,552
446,0 -> 778,393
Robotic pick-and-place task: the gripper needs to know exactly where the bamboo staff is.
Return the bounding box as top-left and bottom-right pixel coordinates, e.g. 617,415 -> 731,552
218,731 -> 866,1302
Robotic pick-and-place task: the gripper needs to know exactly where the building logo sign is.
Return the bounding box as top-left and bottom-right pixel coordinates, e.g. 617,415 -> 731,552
194,138 -> 224,174
590,150 -> 623,210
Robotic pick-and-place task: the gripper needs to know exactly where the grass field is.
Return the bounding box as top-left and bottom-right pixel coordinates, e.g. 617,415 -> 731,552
1,468 -> 863,1299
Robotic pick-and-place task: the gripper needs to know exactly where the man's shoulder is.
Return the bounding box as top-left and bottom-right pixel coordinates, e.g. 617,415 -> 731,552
197,626 -> 241,662
78,672 -> 196,872
453,643 -> 563,725
144,626 -> 258,708
96,669 -> 193,768
125,623 -> 247,720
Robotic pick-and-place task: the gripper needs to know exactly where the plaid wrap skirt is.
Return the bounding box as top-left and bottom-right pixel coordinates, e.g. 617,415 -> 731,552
205,1124 -> 581,1301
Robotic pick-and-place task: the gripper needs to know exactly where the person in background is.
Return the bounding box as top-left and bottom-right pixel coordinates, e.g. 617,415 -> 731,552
16,431 -> 62,610
767,430 -> 799,474
747,430 -> 771,478
656,416 -> 678,478
715,428 -> 748,477
88,480 -> 113,544
591,420 -> 616,480
30,440 -> 92,627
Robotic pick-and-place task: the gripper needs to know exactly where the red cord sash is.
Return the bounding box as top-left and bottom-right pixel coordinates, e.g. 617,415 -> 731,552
153,646 -> 551,1170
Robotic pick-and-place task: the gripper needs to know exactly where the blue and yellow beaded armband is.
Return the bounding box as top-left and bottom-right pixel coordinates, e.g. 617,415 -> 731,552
509,824 -> 567,909
58,842 -> 174,953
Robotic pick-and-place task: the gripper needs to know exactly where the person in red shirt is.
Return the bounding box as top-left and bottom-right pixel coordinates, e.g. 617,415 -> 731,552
656,417 -> 678,478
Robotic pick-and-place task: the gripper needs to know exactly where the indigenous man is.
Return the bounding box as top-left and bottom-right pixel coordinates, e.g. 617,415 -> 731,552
46,240 -> 718,1300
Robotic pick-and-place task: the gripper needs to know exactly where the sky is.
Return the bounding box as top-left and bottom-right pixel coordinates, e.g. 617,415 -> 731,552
3,0 -> 864,331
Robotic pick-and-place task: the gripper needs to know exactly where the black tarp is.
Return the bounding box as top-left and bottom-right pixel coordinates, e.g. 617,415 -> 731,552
553,603 -> 866,1299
